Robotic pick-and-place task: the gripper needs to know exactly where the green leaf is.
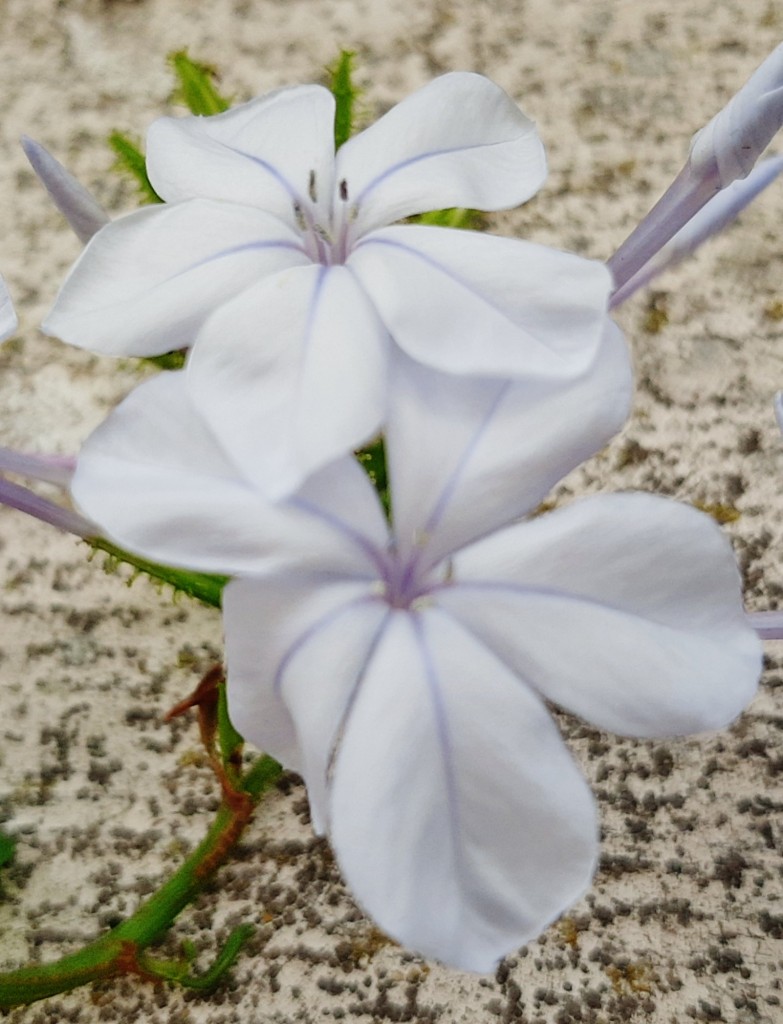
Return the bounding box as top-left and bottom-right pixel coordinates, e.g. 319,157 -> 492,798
169,50 -> 231,116
217,681 -> 244,772
357,437 -> 389,517
0,752 -> 282,1008
138,924 -> 254,992
0,830 -> 16,870
143,349 -> 187,371
413,207 -> 485,230
328,50 -> 360,150
107,131 -> 162,204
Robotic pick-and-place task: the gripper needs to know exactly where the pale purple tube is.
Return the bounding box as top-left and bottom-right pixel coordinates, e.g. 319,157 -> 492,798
609,43 -> 783,294
22,136 -> 110,243
746,610 -> 783,641
0,447 -> 76,488
611,156 -> 783,308
0,476 -> 94,538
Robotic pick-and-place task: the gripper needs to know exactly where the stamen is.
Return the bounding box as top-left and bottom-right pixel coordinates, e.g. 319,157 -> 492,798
339,179 -> 349,201
308,170 -> 317,203
292,201 -> 307,232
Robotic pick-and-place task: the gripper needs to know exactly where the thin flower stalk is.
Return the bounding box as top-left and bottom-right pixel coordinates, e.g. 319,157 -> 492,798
0,718 -> 282,1009
0,446 -> 76,486
0,445 -> 226,605
0,475 -> 93,537
610,42 -> 783,292
610,155 -> 783,307
0,443 -> 92,535
746,610 -> 783,641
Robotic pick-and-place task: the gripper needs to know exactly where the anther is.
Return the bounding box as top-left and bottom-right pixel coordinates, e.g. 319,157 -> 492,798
308,170 -> 317,203
339,178 -> 349,201
293,201 -> 307,232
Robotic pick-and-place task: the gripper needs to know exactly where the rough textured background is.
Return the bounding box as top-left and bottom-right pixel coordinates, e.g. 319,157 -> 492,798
1,0 -> 782,1021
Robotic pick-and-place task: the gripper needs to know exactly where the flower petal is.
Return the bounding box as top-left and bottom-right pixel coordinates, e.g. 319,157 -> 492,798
386,323 -> 631,564
329,609 -> 598,971
0,275 -> 17,342
336,73 -> 546,236
147,85 -> 336,227
43,199 -> 307,356
350,225 -> 612,378
227,577 -> 389,832
187,264 -> 389,498
224,577 -> 385,804
442,493 -> 761,738
72,371 -> 386,575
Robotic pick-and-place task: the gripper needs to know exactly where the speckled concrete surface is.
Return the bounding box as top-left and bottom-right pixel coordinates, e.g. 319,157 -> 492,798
1,1 -> 782,1021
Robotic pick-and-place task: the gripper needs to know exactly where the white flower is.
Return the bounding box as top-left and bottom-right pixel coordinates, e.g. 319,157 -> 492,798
45,73 -> 613,497
0,274 -> 17,342
71,326 -> 760,971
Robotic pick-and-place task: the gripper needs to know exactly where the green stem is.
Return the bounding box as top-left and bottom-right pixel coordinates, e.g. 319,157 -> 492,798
0,754 -> 282,1009
329,50 -> 358,150
89,536 -> 227,609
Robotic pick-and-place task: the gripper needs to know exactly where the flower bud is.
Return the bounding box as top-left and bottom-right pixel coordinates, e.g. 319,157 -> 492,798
690,42 -> 783,187
22,136 -> 109,243
610,43 -> 783,293
611,155 -> 783,307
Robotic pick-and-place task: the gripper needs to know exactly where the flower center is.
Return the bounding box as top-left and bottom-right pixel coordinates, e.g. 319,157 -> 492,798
294,173 -> 356,266
379,548 -> 453,611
